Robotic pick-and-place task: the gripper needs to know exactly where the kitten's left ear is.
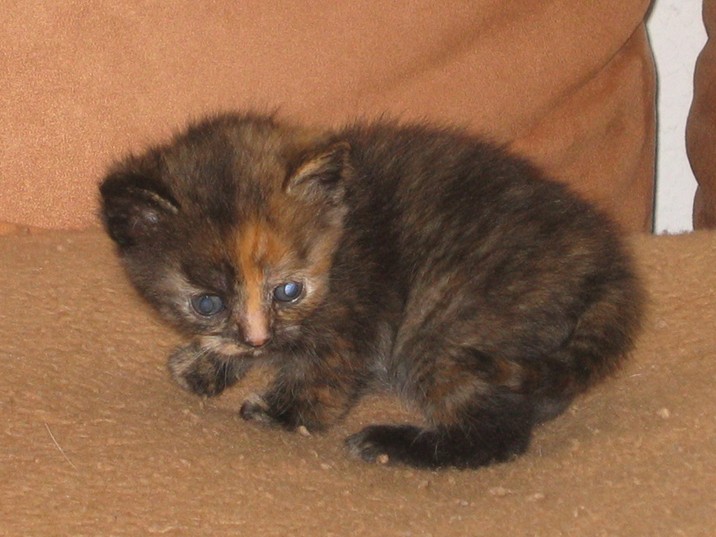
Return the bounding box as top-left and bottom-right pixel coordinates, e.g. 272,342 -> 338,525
285,142 -> 351,205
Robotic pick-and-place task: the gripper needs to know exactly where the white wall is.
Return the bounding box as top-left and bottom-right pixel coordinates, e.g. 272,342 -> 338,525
647,0 -> 707,233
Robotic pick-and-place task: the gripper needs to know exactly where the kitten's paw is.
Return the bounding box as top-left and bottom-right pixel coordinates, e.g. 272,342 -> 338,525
168,344 -> 233,397
345,424 -> 426,467
239,393 -> 321,434
239,394 -> 277,425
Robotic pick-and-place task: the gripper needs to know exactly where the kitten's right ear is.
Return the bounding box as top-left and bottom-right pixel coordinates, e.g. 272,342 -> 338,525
99,171 -> 179,247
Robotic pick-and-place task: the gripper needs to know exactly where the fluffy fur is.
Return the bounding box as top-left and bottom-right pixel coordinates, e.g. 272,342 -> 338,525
100,112 -> 644,469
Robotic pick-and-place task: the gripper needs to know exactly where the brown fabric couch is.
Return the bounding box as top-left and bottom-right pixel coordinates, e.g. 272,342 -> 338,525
689,0 -> 716,228
2,2 -> 716,535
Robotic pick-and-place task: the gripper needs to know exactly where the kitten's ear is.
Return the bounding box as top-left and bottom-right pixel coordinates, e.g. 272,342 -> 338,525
99,170 -> 179,247
285,142 -> 351,204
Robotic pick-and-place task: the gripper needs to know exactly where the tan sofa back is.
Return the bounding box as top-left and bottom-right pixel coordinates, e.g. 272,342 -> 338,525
3,1 -> 654,231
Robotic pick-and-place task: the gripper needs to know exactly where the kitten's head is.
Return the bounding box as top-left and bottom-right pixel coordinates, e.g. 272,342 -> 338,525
100,112 -> 350,358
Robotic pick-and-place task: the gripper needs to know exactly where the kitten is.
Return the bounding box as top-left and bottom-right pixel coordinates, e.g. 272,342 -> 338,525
100,112 -> 644,469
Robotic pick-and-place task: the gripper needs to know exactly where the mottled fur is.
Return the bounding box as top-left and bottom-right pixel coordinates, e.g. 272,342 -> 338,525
100,112 -> 643,469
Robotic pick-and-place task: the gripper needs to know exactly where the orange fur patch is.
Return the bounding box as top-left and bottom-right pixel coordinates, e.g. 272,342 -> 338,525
233,219 -> 291,344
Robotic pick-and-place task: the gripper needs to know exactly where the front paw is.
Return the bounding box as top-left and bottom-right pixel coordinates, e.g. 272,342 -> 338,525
168,344 -> 235,397
239,393 -> 319,435
239,394 -> 277,425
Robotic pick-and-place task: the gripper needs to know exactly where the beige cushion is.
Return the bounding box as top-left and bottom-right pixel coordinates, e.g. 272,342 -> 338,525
1,228 -> 714,534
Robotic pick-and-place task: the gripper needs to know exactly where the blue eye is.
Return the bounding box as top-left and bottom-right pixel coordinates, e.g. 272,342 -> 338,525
273,281 -> 303,303
191,294 -> 225,316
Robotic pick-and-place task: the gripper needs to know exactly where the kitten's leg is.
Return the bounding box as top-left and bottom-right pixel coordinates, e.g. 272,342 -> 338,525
346,349 -> 540,469
240,353 -> 364,433
346,388 -> 535,469
168,341 -> 251,397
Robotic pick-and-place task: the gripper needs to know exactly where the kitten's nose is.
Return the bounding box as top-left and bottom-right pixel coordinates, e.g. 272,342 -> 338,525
243,333 -> 269,348
239,307 -> 271,348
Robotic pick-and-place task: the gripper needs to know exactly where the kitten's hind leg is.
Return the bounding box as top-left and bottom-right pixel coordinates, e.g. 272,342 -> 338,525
168,341 -> 250,397
346,389 -> 536,469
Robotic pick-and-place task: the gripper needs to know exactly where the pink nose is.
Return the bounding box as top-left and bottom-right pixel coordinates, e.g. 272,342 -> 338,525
239,311 -> 270,348
243,333 -> 269,348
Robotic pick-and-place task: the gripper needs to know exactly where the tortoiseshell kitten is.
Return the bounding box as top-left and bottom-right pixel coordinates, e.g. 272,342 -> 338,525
100,112 -> 643,469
